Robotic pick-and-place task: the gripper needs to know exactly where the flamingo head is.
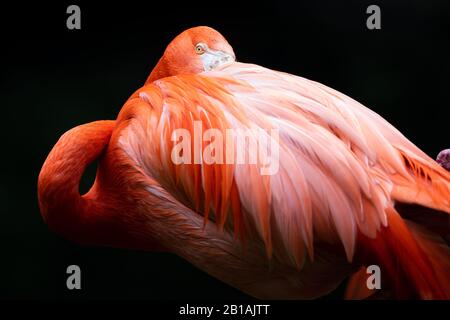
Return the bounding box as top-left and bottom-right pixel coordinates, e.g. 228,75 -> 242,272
146,26 -> 236,83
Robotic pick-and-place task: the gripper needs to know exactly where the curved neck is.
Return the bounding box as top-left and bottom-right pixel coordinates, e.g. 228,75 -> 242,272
145,57 -> 169,84
38,121 -> 115,242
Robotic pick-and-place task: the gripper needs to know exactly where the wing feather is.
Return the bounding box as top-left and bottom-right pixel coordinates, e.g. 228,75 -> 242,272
116,62 -> 450,270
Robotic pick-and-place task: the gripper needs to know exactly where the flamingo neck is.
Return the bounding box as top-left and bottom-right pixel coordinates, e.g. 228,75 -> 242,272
38,121 -> 115,243
145,57 -> 170,84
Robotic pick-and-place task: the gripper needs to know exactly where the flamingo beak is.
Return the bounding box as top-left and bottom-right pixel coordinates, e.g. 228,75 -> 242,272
200,48 -> 235,71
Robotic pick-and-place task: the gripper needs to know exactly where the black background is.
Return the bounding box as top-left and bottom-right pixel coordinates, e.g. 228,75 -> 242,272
0,0 -> 449,299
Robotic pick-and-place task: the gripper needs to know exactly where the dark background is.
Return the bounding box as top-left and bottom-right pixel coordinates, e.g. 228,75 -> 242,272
0,0 -> 449,299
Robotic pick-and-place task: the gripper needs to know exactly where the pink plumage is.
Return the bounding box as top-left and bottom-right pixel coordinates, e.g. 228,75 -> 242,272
38,26 -> 450,299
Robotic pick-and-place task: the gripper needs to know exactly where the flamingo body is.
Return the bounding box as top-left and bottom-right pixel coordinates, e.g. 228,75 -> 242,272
38,27 -> 450,299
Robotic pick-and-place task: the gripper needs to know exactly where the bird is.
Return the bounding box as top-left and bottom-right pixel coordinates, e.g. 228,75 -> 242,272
38,26 -> 450,299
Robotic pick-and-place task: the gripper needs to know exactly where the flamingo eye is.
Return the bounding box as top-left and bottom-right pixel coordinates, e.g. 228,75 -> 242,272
195,43 -> 207,55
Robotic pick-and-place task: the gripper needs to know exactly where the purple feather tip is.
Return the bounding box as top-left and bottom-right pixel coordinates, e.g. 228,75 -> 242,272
436,149 -> 450,171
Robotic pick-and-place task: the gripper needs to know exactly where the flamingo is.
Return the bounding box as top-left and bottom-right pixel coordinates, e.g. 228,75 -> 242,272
38,26 -> 450,299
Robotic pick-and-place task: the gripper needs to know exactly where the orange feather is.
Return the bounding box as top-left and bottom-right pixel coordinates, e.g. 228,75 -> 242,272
38,26 -> 450,299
